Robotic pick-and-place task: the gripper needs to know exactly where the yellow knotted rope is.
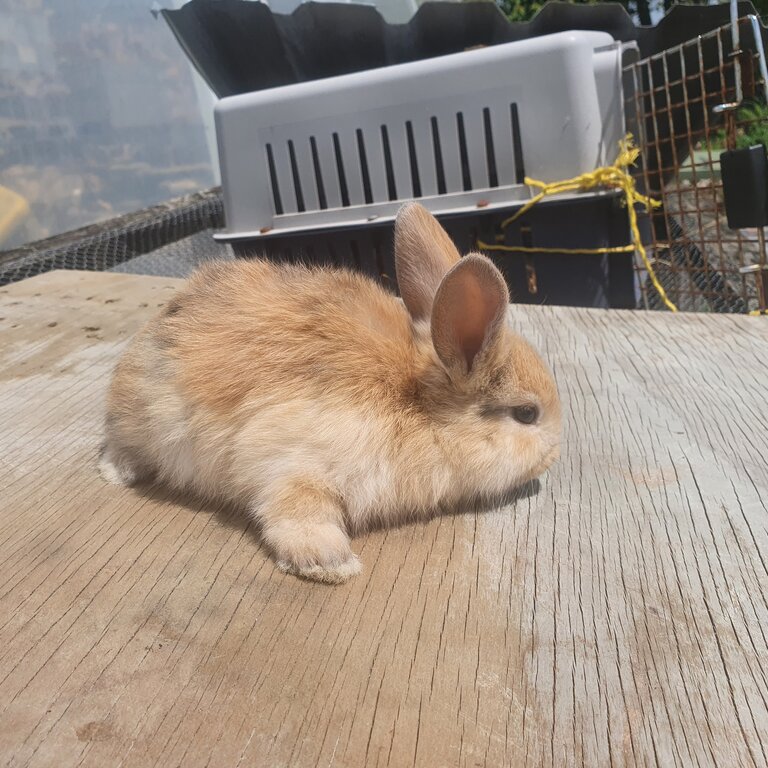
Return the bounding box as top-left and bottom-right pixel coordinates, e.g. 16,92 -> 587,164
477,134 -> 678,313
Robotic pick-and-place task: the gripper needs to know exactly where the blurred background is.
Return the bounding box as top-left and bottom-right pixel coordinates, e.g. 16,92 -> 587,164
0,0 -> 218,250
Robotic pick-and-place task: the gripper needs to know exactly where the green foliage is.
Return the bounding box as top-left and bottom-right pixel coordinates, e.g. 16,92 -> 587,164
746,0 -> 768,17
494,0 -> 734,27
497,0 -> 544,22
496,0 -> 600,23
712,102 -> 768,150
733,102 -> 768,149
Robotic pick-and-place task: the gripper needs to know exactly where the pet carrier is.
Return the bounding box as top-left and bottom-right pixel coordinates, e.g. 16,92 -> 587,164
213,31 -> 641,308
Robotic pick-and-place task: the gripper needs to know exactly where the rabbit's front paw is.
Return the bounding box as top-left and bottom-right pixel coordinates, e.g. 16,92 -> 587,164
256,480 -> 361,584
266,518 -> 361,584
276,549 -> 362,584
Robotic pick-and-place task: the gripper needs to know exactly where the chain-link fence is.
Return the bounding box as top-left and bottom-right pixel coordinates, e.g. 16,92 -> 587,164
0,188 -> 229,287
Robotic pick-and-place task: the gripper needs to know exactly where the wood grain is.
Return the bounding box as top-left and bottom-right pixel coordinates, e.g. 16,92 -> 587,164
0,270 -> 766,767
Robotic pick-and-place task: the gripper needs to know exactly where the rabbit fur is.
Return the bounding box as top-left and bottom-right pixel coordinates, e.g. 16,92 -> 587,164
100,203 -> 561,583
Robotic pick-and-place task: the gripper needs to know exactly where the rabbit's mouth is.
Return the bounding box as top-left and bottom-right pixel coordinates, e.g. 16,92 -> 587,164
531,444 -> 560,479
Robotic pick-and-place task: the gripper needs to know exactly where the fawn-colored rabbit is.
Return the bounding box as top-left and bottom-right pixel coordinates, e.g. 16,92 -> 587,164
100,203 -> 561,583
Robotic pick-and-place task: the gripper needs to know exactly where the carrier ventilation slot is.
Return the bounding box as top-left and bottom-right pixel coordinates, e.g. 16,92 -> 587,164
405,120 -> 422,198
309,136 -> 328,210
482,107 -> 498,188
456,112 -> 472,191
510,103 -> 525,183
287,140 -> 305,212
265,143 -> 283,215
356,129 -> 373,205
332,132 -> 350,207
380,125 -> 397,201
430,116 -> 447,195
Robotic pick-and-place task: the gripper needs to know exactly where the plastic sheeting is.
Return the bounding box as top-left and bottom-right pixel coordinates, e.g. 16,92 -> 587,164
161,0 -> 761,98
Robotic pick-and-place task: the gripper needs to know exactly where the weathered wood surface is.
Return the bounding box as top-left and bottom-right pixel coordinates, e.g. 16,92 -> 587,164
1,269 -> 767,768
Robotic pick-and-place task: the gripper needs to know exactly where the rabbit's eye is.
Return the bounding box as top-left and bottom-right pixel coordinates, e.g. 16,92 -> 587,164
511,404 -> 539,425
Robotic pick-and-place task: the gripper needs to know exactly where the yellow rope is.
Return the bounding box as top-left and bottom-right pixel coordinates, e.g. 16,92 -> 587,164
477,134 -> 678,312
478,243 -> 636,256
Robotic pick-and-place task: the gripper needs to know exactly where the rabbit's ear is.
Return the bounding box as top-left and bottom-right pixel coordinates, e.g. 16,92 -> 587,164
394,203 -> 460,321
431,254 -> 509,376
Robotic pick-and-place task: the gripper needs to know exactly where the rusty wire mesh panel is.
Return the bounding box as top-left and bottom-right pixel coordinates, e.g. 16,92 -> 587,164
625,16 -> 768,313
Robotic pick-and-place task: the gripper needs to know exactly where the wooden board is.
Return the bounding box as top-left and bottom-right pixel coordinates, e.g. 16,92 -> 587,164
1,270 -> 767,768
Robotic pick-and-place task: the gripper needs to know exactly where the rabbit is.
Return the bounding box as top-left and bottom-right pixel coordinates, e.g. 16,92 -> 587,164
100,202 -> 561,584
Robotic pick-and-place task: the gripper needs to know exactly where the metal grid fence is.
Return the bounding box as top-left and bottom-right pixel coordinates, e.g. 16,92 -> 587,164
625,15 -> 768,313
